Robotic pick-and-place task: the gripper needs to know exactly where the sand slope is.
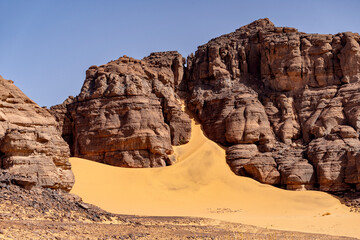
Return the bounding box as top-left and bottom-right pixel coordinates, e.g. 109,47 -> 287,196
70,118 -> 360,238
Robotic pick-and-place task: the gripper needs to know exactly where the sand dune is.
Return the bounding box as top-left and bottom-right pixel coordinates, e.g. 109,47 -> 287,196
70,117 -> 360,238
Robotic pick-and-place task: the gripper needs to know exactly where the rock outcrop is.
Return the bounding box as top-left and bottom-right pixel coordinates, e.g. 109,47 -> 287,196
0,76 -> 74,191
52,18 -> 360,192
51,52 -> 191,167
186,18 -> 360,191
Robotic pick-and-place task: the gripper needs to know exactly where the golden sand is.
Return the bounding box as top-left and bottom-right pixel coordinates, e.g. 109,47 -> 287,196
70,118 -> 360,238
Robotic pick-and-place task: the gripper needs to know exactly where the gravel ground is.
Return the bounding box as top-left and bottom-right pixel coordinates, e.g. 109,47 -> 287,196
0,184 -> 358,240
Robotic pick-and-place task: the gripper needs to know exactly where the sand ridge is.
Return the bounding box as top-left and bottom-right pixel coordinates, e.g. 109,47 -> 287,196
70,116 -> 360,239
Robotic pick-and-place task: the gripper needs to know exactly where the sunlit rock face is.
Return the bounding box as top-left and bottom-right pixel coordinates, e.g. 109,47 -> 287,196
0,75 -> 74,191
52,18 -> 360,192
186,18 -> 360,191
51,52 -> 191,168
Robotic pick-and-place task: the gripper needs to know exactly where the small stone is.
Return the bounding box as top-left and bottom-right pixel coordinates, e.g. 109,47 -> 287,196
77,202 -> 89,210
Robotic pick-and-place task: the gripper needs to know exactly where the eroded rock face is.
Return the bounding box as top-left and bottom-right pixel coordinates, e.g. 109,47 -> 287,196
186,18 -> 360,191
52,19 -> 360,192
0,76 -> 74,191
51,52 -> 191,167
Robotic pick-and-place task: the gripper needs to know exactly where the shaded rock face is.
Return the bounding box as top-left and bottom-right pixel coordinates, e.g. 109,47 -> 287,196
186,18 -> 360,191
51,52 -> 191,167
0,76 -> 74,191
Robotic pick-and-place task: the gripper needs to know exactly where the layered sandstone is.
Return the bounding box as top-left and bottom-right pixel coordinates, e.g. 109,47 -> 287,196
51,52 -> 191,167
0,76 -> 74,191
186,18 -> 360,191
52,18 -> 360,192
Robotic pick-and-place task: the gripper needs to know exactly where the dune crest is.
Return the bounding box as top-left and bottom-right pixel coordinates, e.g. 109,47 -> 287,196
70,116 -> 360,238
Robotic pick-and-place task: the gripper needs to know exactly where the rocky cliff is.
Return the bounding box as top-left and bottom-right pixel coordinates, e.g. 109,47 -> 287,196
0,75 -> 74,191
186,18 -> 360,191
53,18 -> 360,192
51,52 -> 191,167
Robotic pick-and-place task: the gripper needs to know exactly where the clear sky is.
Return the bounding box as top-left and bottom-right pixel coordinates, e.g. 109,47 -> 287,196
1,0 -> 359,107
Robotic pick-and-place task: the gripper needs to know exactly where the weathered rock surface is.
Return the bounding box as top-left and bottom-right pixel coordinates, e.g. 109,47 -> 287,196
51,52 -> 191,167
52,18 -> 360,192
186,18 -> 360,191
0,75 -> 74,191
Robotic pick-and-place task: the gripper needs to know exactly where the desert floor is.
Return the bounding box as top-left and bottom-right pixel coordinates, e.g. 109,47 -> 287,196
1,217 -> 356,240
70,116 -> 360,239
1,170 -> 354,240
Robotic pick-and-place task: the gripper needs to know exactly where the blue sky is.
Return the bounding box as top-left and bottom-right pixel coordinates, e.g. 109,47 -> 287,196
1,0 -> 360,107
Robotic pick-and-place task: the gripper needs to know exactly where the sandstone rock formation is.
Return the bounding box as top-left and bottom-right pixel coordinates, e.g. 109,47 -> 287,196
53,18 -> 360,192
186,18 -> 360,191
0,75 -> 74,191
51,52 -> 191,167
